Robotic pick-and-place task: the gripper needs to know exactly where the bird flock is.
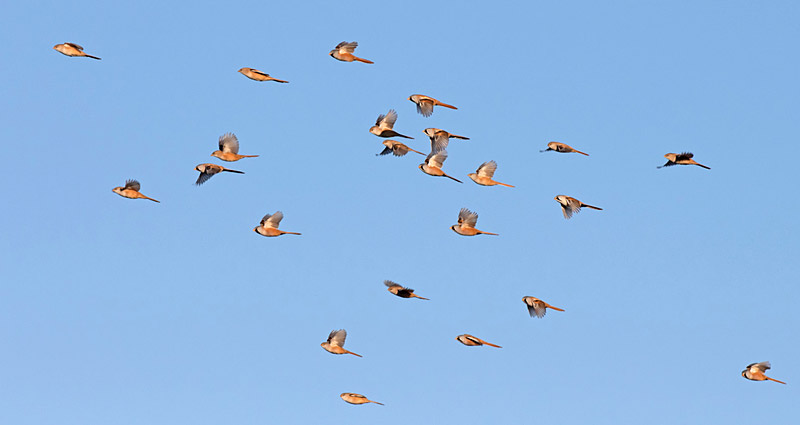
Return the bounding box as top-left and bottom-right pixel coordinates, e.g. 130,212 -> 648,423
54,38 -> 786,407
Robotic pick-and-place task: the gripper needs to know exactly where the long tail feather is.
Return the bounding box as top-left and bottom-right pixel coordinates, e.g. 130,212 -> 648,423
354,57 -> 374,64
345,350 -> 362,358
445,174 -> 463,183
223,169 -> 245,174
370,400 -> 385,405
436,101 -> 458,110
412,294 -> 430,300
479,231 -> 499,236
583,204 -> 603,210
497,182 -> 515,188
85,54 -> 101,60
767,376 -> 787,384
574,149 -> 589,156
482,341 -> 502,348
547,304 -> 565,312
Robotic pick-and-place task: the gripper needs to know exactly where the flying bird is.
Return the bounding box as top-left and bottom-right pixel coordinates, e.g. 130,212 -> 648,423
329,41 -> 373,64
424,128 -> 469,153
741,362 -> 786,384
237,67 -> 288,83
53,42 -> 101,60
658,152 -> 710,169
467,161 -> 514,187
376,140 -> 425,157
370,109 -> 413,139
320,329 -> 361,357
211,133 -> 259,162
554,195 -> 602,219
455,334 -> 501,348
408,94 -> 457,117
194,163 -> 244,185
522,296 -> 564,318
253,211 -> 301,237
340,393 -> 384,406
451,208 -> 498,236
384,280 -> 428,300
112,180 -> 159,203
540,142 -> 588,156
419,151 -> 462,183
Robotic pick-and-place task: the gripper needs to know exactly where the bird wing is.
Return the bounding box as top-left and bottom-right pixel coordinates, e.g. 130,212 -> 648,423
750,362 -> 771,373
426,151 -> 447,168
384,280 -> 401,288
219,133 -> 240,154
328,329 -> 347,347
336,41 -> 358,54
251,69 -> 270,77
525,299 -> 546,318
377,146 -> 392,156
124,179 -> 141,191
195,167 -> 220,185
380,109 -> 398,129
659,160 -> 676,168
677,152 -> 694,161
417,99 -> 434,117
567,197 -> 582,214
458,208 -> 478,228
260,211 -> 283,228
429,130 -> 450,153
65,42 -> 84,51
476,161 -> 497,178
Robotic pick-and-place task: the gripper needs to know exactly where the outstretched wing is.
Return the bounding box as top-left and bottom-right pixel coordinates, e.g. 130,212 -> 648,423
426,151 -> 448,168
327,329 -> 347,347
417,98 -> 434,117
124,179 -> 141,191
476,160 -> 497,178
65,42 -> 84,51
458,208 -> 478,228
219,133 -> 239,154
676,152 -> 694,161
336,41 -> 358,54
379,109 -> 398,129
260,211 -> 284,228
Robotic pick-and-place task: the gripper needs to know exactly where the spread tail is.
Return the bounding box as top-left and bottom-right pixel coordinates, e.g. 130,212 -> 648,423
354,57 -> 374,64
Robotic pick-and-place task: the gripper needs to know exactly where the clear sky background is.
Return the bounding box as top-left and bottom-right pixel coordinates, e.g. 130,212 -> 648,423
1,0 -> 798,423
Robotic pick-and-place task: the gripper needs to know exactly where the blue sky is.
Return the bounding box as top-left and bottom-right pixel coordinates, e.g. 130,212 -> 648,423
1,0 -> 798,423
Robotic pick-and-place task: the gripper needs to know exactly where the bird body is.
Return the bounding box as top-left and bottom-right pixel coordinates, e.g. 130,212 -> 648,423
340,393 -> 384,405
194,163 -> 244,185
742,362 -> 786,384
541,141 -> 588,156
522,296 -> 564,318
658,152 -> 710,169
451,208 -> 497,236
53,42 -> 101,60
321,329 -> 361,357
467,160 -> 514,187
253,211 -> 301,237
112,180 -> 159,203
408,94 -> 457,117
384,280 -> 428,300
329,41 -> 373,63
211,133 -> 258,162
456,334 -> 501,348
424,128 -> 469,153
554,195 -> 602,219
419,151 -> 462,183
370,109 -> 413,139
377,140 -> 425,157
237,67 -> 288,83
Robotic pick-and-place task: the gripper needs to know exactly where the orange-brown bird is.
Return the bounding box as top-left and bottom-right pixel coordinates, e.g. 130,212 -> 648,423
554,195 -> 602,219
340,393 -> 384,406
329,41 -> 373,64
384,280 -> 428,300
370,109 -> 413,139
237,67 -> 288,83
419,151 -> 462,183
53,42 -> 101,60
211,133 -> 259,162
456,334 -> 501,348
522,296 -> 565,318
424,128 -> 469,153
194,163 -> 244,185
376,140 -> 425,157
540,141 -> 588,156
253,211 -> 301,237
658,152 -> 710,169
112,180 -> 159,203
467,161 -> 514,188
320,329 -> 362,357
408,94 -> 458,117
742,362 -> 786,384
451,208 -> 498,236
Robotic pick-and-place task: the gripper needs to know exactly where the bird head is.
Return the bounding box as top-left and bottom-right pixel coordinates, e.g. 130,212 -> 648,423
112,187 -> 123,195
195,164 -> 205,172
664,153 -> 677,161
237,68 -> 247,73
210,151 -> 222,158
547,142 -> 559,150
467,173 -> 478,180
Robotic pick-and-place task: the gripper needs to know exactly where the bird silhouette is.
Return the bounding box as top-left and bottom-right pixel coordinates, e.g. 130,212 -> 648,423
451,208 -> 498,236
408,94 -> 457,117
329,41 -> 373,63
112,180 -> 159,203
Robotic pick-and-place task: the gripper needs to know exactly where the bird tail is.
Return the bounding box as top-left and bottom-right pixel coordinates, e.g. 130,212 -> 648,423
478,230 -> 499,236
583,204 -> 603,211
482,341 -> 502,348
395,132 -> 414,139
241,155 -> 260,158
223,169 -> 245,174
409,148 -> 426,155
574,149 -> 589,156
273,79 -> 289,83
435,101 -> 458,110
281,231 -> 302,236
345,350 -> 362,358
496,182 -> 515,188
694,162 -> 711,170
85,54 -> 101,60
766,376 -> 787,384
445,174 -> 463,184
546,304 -> 565,312
354,57 -> 374,64
450,134 -> 470,140
143,195 -> 160,203
412,294 -> 430,300
369,400 -> 385,406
